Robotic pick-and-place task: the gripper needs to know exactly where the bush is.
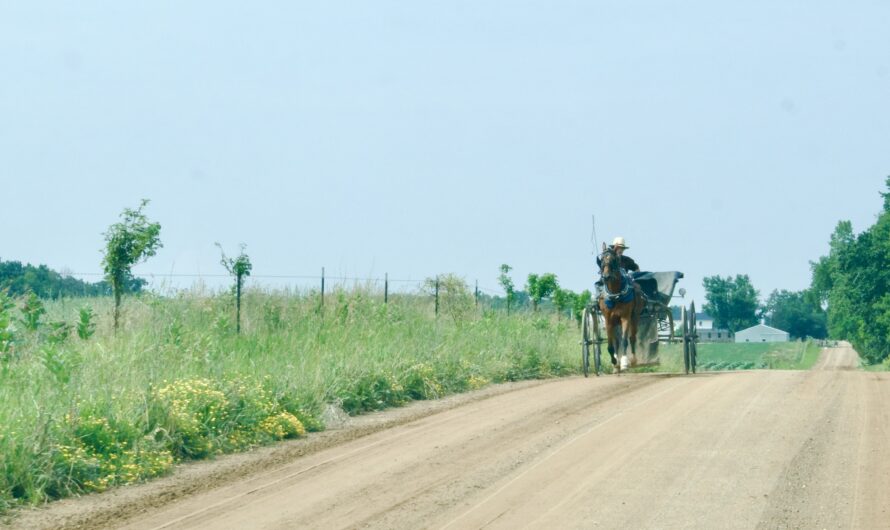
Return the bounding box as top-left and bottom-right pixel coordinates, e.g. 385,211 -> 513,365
150,378 -> 231,458
505,351 -> 551,381
259,412 -> 306,440
338,373 -> 406,415
401,363 -> 443,400
147,376 -> 314,458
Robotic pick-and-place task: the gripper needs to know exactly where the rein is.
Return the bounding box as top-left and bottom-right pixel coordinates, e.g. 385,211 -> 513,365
603,273 -> 633,301
599,251 -> 634,302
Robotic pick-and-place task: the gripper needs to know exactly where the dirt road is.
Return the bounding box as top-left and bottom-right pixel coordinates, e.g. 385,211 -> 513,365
16,345 -> 890,529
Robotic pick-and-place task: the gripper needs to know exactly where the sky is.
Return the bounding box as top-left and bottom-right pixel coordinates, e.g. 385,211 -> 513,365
1,1 -> 889,306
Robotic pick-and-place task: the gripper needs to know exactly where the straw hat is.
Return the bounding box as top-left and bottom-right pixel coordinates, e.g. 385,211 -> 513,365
612,236 -> 629,249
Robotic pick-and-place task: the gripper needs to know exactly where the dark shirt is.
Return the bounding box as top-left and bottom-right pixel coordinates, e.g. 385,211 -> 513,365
597,254 -> 640,273
619,255 -> 640,272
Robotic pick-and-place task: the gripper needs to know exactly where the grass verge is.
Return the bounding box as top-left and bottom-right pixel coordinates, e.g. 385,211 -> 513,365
0,288 -> 579,513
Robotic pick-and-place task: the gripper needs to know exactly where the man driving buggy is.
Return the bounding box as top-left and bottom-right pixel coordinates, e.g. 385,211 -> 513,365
594,236 -> 641,303
597,236 -> 640,273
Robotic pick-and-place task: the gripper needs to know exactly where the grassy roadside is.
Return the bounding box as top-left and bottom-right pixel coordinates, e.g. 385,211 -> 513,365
863,359 -> 890,371
0,288 -> 579,513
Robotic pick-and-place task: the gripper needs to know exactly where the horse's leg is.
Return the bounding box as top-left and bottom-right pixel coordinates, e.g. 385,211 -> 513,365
623,302 -> 638,366
602,308 -> 618,365
620,314 -> 631,369
611,322 -> 623,373
628,314 -> 638,366
600,303 -> 616,363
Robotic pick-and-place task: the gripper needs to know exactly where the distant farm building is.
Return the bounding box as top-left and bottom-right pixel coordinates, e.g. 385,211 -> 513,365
734,324 -> 789,343
670,308 -> 732,342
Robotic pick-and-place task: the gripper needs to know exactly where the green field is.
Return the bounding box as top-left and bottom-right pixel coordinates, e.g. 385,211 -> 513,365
0,288 -> 580,512
648,340 -> 823,372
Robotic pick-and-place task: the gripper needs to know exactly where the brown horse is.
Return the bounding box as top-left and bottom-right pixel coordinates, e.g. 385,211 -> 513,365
598,243 -> 644,370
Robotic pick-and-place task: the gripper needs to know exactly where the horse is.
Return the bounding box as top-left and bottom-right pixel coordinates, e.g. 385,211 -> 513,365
597,243 -> 645,371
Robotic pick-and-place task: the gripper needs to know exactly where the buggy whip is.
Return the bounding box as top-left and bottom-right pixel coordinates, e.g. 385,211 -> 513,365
591,215 -> 599,254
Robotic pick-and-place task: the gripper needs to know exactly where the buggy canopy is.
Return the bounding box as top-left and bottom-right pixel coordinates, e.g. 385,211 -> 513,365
631,271 -> 684,305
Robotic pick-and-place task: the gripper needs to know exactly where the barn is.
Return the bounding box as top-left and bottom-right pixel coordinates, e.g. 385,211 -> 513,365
734,323 -> 790,343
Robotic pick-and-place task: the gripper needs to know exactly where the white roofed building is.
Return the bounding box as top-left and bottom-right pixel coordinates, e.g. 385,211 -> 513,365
735,323 -> 790,343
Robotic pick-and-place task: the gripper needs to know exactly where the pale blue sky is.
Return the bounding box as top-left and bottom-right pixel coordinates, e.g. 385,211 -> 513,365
1,1 -> 888,304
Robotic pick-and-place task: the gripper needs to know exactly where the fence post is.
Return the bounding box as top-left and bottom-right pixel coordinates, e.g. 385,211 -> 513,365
321,267 -> 325,309
384,273 -> 389,304
236,275 -> 242,334
435,275 -> 439,317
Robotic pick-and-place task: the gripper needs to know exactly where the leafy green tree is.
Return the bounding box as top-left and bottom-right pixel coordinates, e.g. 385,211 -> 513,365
0,258 -> 117,298
552,288 -> 576,319
102,200 -> 162,331
810,177 -> 890,364
702,274 -> 759,332
526,273 -> 559,312
423,273 -> 474,323
763,289 -> 827,339
810,220 -> 854,305
217,243 -> 253,334
498,264 -> 515,315
572,289 -> 593,325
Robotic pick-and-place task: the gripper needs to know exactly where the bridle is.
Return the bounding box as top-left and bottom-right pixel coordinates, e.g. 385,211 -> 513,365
599,248 -> 633,302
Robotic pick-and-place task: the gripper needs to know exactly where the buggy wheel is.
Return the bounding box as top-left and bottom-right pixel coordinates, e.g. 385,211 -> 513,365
581,306 -> 592,377
689,302 -> 698,373
592,310 -> 602,376
682,305 -> 690,374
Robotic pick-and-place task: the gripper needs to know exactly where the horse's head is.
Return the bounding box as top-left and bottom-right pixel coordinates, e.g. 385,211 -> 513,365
599,243 -> 621,284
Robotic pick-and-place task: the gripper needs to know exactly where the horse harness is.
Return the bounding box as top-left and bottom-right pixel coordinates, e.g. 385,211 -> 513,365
602,269 -> 636,309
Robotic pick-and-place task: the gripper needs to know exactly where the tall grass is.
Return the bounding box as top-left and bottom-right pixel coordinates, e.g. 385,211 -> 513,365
0,286 -> 579,511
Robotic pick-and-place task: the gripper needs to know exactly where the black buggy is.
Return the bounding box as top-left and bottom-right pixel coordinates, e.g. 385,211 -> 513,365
581,271 -> 698,376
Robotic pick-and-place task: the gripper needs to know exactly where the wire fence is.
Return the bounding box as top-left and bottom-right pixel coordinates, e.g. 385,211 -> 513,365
67,269 -> 509,315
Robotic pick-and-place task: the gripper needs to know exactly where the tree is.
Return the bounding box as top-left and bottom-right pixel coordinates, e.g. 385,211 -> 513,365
882,174 -> 890,212
552,288 -> 576,319
572,289 -> 593,325
810,177 -> 890,364
702,274 -> 759,333
526,273 -> 559,312
497,264 -> 515,315
810,220 -> 854,305
102,200 -> 162,331
763,289 -> 827,339
217,243 -> 252,334
0,258 -> 117,298
423,273 -> 474,323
